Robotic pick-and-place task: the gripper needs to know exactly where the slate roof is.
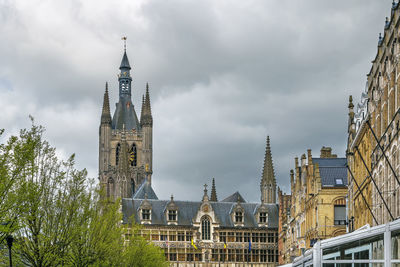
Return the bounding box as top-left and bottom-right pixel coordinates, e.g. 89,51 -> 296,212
122,198 -> 278,229
120,51 -> 131,70
312,158 -> 348,187
133,180 -> 158,200
221,192 -> 246,203
112,98 -> 141,130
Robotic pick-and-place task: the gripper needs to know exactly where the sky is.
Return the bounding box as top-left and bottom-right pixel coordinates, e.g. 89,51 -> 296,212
0,0 -> 395,202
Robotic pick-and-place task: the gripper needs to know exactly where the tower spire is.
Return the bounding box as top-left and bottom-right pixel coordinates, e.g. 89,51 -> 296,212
141,83 -> 153,127
210,178 -> 218,202
261,136 -> 276,204
101,82 -> 111,124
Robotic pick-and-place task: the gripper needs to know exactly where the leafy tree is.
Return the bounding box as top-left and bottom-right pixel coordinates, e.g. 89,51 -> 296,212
0,121 -> 168,267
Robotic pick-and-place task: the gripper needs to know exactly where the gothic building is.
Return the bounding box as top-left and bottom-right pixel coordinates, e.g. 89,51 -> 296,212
99,50 -> 153,201
99,50 -> 279,266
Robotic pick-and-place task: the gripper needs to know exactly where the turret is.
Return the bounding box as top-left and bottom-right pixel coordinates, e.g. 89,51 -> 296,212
260,136 -> 277,204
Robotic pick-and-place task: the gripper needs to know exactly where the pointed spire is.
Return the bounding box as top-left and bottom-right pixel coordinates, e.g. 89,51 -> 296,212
210,178 -> 218,201
119,51 -> 131,70
141,83 -> 153,127
261,136 -> 276,203
140,94 -> 145,122
101,82 -> 112,124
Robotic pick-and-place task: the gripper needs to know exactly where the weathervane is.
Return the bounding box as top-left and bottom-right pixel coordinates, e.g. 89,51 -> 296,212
121,36 -> 127,51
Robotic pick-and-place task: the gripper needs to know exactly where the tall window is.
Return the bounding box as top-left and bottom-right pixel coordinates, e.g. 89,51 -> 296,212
116,143 -> 121,165
235,211 -> 243,223
201,216 -> 211,240
334,205 -> 346,225
129,143 -> 137,166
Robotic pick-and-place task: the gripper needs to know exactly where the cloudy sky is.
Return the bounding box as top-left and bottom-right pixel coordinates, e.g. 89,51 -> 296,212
0,0 -> 395,202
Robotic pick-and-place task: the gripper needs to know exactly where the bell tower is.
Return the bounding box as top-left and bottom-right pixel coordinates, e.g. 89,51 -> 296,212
99,43 -> 153,201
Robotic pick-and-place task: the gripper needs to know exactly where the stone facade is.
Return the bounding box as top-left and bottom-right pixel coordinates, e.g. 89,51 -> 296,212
99,51 -> 153,201
347,2 -> 400,229
279,148 -> 348,264
121,138 -> 280,266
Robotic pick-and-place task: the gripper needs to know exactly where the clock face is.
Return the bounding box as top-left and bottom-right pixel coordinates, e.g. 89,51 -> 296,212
123,72 -> 127,76
202,205 -> 209,212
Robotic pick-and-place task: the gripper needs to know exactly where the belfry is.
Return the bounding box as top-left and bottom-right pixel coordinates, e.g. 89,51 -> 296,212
98,47 -> 153,201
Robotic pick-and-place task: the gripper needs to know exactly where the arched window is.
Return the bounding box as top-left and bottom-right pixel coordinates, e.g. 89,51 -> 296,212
129,143 -> 137,166
201,216 -> 211,240
107,178 -> 114,198
116,143 -> 121,165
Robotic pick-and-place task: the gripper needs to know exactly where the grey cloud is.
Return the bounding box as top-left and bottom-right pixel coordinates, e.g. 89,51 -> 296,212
0,0 -> 394,203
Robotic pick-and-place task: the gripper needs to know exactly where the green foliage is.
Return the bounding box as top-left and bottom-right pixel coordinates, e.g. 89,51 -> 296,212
0,120 -> 168,267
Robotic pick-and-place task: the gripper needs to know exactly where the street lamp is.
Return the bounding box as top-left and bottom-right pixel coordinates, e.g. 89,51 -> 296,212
6,235 -> 13,267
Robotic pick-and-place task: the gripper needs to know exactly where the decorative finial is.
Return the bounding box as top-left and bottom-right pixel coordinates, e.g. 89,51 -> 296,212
171,194 -> 174,201
122,36 -> 127,52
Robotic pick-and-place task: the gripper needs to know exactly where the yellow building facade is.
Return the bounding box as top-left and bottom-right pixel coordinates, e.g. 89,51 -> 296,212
280,148 -> 348,264
347,2 -> 400,229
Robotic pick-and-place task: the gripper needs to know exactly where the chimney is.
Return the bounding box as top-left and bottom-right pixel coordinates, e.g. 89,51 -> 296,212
320,146 -> 337,158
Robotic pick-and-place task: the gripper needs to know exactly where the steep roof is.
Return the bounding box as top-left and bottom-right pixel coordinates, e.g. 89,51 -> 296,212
221,192 -> 246,203
133,180 -> 158,200
111,98 -> 141,130
122,198 -> 278,229
120,51 -> 131,70
312,158 -> 348,187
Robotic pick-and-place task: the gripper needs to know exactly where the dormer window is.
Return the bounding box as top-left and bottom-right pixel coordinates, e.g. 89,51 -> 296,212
259,212 -> 267,223
142,209 -> 151,220
235,211 -> 243,223
168,210 -> 177,221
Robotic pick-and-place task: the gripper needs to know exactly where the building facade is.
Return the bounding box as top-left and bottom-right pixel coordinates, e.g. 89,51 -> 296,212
99,50 -> 153,201
99,50 -> 279,266
347,1 -> 400,229
279,148 -> 348,264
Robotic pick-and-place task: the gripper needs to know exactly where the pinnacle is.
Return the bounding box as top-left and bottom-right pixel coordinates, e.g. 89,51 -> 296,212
210,178 -> 218,202
101,82 -> 111,124
261,135 -> 276,185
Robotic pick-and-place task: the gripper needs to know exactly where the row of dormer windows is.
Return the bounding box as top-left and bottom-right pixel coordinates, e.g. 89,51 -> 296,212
141,209 -> 268,224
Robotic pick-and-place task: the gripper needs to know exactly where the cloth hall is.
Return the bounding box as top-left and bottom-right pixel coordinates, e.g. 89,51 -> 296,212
98,49 -> 279,266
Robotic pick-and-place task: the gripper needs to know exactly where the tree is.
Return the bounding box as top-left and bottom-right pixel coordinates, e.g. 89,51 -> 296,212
0,121 -> 168,266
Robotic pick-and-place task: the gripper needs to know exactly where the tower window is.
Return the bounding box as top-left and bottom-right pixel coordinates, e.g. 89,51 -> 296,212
201,216 -> 211,240
259,212 -> 267,223
116,143 -> 121,165
168,210 -> 177,221
130,179 -> 135,196
130,143 -> 137,166
142,209 -> 151,220
235,211 -> 243,223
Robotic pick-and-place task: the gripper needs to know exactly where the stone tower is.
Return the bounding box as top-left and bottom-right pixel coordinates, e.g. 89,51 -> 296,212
99,50 -> 153,201
260,136 -> 277,204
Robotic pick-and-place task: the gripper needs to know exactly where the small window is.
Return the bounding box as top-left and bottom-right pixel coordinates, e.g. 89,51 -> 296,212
335,178 -> 344,185
168,210 -> 177,221
142,209 -> 151,220
235,211 -> 243,223
259,212 -> 267,223
334,205 -> 346,225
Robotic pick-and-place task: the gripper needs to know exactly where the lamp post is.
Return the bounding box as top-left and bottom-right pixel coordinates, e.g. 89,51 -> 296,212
6,235 -> 13,267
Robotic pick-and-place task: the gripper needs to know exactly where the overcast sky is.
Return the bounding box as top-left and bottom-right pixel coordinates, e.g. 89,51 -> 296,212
0,0 -> 394,202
